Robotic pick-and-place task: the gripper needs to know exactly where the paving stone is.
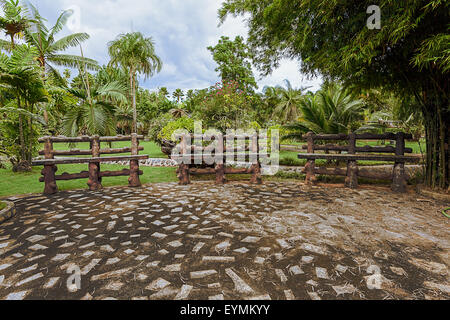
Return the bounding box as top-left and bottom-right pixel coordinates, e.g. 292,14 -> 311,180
192,242 -> 205,253
225,268 -> 254,295
332,284 -> 357,296
233,247 -> 249,254
106,258 -> 121,265
316,267 -> 329,279
26,235 -> 46,243
335,264 -> 348,273
208,294 -> 224,300
284,289 -> 295,300
5,291 -> 28,300
103,281 -> 124,291
289,265 -> 304,275
246,294 -> 271,300
52,254 -> 70,262
202,256 -> 235,263
18,264 -> 38,273
146,278 -> 171,291
29,244 -> 47,251
162,264 -> 182,272
190,270 -> 217,279
308,292 -> 321,300
275,269 -> 288,282
174,285 -> 193,300
16,272 -> 43,286
167,240 -> 183,248
43,277 -> 60,289
301,256 -> 314,264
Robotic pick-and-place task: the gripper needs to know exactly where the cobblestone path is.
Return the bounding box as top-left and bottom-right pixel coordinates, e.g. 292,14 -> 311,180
0,182 -> 449,300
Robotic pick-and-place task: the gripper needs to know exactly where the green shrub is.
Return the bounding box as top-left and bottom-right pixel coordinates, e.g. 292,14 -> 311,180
158,116 -> 195,142
147,113 -> 173,144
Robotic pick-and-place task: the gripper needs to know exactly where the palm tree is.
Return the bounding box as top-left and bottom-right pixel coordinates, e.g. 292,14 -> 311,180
172,88 -> 184,103
0,44 -> 47,169
169,107 -> 188,119
63,81 -> 127,136
0,0 -> 31,49
24,4 -> 97,83
108,32 -> 162,133
284,83 -> 365,140
270,80 -> 308,123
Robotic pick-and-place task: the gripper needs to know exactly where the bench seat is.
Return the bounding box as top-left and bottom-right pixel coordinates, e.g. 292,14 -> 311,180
32,155 -> 149,166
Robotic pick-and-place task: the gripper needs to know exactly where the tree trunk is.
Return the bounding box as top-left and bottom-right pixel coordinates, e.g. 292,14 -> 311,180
28,104 -> 34,163
130,68 -> 137,134
17,97 -> 25,161
422,99 -> 449,190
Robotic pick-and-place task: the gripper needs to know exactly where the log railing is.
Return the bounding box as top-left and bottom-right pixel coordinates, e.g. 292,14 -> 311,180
32,134 -> 148,194
298,132 -> 421,192
174,133 -> 265,185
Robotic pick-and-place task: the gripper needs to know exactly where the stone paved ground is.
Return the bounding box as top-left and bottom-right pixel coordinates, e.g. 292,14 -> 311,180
0,182 -> 449,300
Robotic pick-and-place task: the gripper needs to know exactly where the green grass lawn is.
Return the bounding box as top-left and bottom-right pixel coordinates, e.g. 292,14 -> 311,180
51,140 -> 167,158
0,164 -> 177,197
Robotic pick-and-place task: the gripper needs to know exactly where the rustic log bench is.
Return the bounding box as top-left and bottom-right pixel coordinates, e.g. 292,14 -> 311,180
31,134 -> 148,194
298,132 -> 421,192
173,133 -> 268,185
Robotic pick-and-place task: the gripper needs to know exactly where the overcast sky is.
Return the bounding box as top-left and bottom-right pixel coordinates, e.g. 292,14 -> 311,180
22,0 -> 322,93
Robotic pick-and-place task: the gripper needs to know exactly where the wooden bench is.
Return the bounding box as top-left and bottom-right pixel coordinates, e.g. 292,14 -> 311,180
298,132 -> 421,192
174,133 -> 268,185
31,134 -> 148,194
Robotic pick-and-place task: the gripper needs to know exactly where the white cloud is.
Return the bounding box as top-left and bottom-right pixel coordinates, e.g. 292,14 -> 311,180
21,0 -> 323,92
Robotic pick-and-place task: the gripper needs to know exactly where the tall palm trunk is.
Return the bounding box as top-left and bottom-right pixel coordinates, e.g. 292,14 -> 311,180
129,67 -> 137,133
17,96 -> 25,161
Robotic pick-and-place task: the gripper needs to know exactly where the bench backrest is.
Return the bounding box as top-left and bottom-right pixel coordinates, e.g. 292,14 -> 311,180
38,134 -> 145,160
302,132 -> 413,156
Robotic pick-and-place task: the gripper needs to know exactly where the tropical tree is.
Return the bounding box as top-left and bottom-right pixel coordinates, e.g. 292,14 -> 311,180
219,0 -> 449,189
24,5 -> 97,83
62,80 -> 127,136
172,88 -> 184,103
270,80 -> 307,123
0,44 -> 47,169
108,32 -> 162,133
0,0 -> 30,49
207,36 -> 257,91
284,83 -> 364,139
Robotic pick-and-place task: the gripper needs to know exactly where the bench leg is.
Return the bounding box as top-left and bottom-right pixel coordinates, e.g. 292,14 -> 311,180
305,160 -> 317,185
177,164 -> 190,185
215,164 -> 226,184
42,164 -> 58,195
128,159 -> 141,187
250,162 -> 262,184
87,163 -> 102,191
392,162 -> 406,193
345,160 -> 358,189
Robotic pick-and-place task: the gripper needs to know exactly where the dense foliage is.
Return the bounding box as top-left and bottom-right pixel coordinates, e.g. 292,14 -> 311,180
219,0 -> 448,189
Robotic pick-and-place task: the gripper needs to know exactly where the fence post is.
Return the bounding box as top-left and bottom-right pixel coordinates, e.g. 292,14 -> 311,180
345,133 -> 358,189
305,132 -> 317,185
177,134 -> 191,185
250,131 -> 262,184
215,134 -> 226,184
128,133 -> 141,187
42,137 -> 58,194
392,132 -> 406,192
87,135 -> 102,191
